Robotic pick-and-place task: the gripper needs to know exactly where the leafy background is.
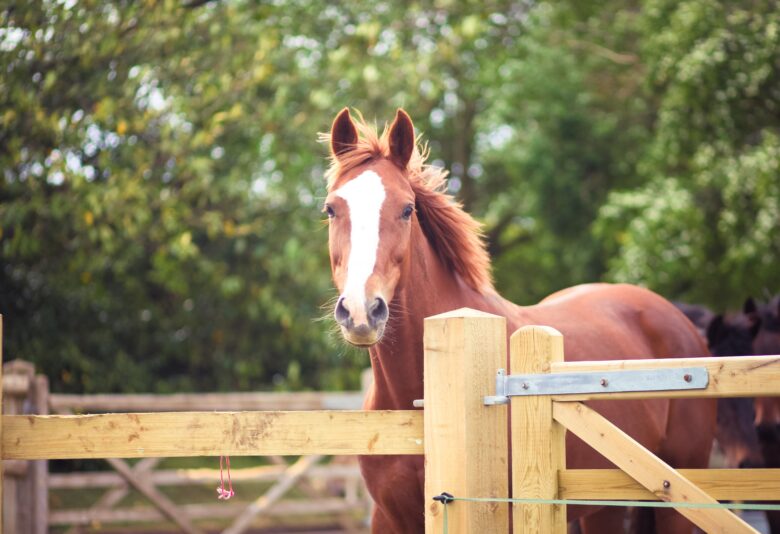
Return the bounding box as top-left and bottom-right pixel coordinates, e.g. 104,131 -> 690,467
2,0 -> 778,394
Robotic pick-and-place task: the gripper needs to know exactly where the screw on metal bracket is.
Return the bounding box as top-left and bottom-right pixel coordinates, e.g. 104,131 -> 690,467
522,382 -> 529,390
600,378 -> 609,387
683,374 -> 692,382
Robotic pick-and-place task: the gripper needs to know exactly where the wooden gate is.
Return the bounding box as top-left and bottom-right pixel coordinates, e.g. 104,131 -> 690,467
423,310 -> 780,533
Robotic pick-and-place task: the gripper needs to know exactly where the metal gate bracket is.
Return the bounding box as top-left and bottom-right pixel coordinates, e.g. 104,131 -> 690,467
483,366 -> 708,405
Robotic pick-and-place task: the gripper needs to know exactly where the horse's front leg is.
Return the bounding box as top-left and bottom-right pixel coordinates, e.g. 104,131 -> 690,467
359,454 -> 425,533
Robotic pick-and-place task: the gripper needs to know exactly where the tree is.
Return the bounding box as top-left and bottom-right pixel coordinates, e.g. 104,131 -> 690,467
595,0 -> 780,308
2,0 -> 777,395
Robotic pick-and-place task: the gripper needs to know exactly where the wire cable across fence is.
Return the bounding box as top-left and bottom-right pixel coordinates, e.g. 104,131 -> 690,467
433,493 -> 780,533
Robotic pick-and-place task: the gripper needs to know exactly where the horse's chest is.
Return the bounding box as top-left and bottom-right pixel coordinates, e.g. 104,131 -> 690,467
359,455 -> 425,528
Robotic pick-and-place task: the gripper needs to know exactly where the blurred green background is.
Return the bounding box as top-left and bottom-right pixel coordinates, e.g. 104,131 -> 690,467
1,0 -> 778,394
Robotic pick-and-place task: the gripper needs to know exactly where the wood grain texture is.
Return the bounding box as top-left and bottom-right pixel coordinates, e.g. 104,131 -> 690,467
559,469 -> 780,500
511,326 -> 566,534
49,391 -> 364,412
553,401 -> 756,534
550,355 -> 780,400
424,309 -> 509,534
2,410 -> 423,459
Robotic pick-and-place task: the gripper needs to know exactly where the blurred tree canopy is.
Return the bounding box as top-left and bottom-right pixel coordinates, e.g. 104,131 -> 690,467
1,0 -> 778,393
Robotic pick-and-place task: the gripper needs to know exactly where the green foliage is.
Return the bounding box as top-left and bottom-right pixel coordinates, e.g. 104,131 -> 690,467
596,0 -> 780,308
0,2 -> 353,392
1,0 -> 778,393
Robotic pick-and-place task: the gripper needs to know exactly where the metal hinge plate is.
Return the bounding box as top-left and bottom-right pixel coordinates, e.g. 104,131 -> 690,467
484,367 -> 709,405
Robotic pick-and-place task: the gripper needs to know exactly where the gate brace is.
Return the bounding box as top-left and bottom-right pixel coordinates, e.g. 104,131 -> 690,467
483,367 -> 709,405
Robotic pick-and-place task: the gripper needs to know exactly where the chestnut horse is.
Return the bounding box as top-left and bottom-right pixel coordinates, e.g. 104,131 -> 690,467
322,108 -> 716,533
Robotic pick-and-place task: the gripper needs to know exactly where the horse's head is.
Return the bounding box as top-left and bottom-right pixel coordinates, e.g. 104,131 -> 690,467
746,296 -> 780,356
323,108 -> 418,346
705,312 -> 761,357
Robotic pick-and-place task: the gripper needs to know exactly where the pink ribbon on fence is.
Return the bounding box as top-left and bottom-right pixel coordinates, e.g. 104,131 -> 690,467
217,455 -> 235,500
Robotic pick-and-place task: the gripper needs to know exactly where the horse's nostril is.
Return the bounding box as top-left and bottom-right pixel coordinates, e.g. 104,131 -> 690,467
368,297 -> 389,327
335,297 -> 352,327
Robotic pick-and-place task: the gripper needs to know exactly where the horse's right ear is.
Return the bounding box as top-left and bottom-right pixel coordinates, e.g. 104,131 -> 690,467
388,108 -> 415,169
331,108 -> 358,157
706,315 -> 724,346
744,297 -> 757,315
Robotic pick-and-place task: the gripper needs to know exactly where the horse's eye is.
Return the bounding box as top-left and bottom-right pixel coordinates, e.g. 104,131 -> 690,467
324,204 -> 335,218
401,204 -> 414,220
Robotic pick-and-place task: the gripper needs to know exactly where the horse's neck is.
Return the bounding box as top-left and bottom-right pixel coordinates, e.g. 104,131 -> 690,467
366,224 -> 506,410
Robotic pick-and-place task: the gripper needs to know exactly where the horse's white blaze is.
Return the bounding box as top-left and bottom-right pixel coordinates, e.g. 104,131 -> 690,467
335,170 -> 386,315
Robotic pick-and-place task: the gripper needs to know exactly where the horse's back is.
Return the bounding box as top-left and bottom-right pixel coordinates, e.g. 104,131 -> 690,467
527,283 -> 708,361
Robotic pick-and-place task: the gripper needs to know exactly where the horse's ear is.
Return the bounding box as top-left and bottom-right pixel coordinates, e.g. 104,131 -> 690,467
749,315 -> 762,340
331,108 -> 358,157
744,297 -> 757,315
388,108 -> 415,169
706,314 -> 724,346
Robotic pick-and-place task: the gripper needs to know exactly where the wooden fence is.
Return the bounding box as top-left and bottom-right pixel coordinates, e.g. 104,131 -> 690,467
2,310 -> 780,533
2,357 -> 373,533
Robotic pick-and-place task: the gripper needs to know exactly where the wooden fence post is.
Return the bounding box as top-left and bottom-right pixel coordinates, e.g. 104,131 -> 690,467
424,308 -> 509,534
511,326 -> 566,534
3,359 -> 35,534
31,375 -> 48,534
0,315 -> 3,534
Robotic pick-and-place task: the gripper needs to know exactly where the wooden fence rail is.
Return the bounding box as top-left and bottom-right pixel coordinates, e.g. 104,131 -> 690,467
1,357 -> 378,533
3,410 -> 423,460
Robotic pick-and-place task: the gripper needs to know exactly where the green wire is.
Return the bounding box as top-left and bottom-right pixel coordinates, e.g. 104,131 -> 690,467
436,495 -> 780,534
450,495 -> 780,510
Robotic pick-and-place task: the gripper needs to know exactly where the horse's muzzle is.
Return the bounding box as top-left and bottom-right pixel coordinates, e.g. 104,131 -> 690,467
335,295 -> 388,346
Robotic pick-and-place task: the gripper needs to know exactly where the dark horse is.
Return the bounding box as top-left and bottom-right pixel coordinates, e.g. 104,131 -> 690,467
705,311 -> 764,470
322,108 -> 715,533
680,298 -> 780,532
748,295 -> 780,533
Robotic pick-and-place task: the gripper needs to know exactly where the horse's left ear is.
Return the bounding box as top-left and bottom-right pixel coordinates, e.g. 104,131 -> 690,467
388,109 -> 415,169
331,107 -> 358,158
706,314 -> 724,346
749,315 -> 762,340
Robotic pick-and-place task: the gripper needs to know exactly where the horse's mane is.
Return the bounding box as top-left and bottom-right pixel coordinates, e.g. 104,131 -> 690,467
320,113 -> 494,294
